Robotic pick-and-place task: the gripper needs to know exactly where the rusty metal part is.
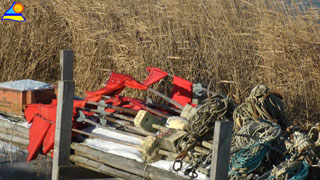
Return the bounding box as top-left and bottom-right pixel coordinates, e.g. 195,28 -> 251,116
173,141 -> 198,171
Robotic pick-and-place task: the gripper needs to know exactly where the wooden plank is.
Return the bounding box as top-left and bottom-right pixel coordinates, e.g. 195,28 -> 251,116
0,131 -> 29,146
71,143 -> 188,180
210,121 -> 233,180
53,81 -> 74,164
0,118 -> 29,135
70,155 -> 143,180
0,126 -> 29,139
52,50 -> 75,180
74,114 -> 144,140
0,140 -> 27,150
71,128 -> 140,149
59,50 -> 73,81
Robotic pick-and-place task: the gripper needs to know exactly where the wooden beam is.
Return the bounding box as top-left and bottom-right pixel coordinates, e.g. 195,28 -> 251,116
74,114 -> 144,140
59,50 -> 73,81
0,140 -> 27,150
0,119 -> 29,135
71,128 -> 140,149
0,126 -> 29,139
52,50 -> 75,180
210,121 -> 233,180
0,132 -> 29,146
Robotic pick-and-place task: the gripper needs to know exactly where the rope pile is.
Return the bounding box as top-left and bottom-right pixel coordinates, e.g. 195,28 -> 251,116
179,94 -> 233,150
230,84 -> 285,178
234,120 -> 281,149
139,83 -> 320,179
230,84 -> 320,179
285,131 -> 313,157
233,84 -> 287,132
230,142 -> 270,177
267,160 -> 309,180
173,94 -> 234,177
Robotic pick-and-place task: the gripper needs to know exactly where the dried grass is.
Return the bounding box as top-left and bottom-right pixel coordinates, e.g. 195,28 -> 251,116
0,0 -> 319,124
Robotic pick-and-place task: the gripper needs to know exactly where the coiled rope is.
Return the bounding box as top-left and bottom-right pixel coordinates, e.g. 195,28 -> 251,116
173,94 -> 233,175
285,131 -> 313,157
234,120 -> 281,149
229,142 -> 270,177
266,160 -> 309,180
233,84 -> 287,132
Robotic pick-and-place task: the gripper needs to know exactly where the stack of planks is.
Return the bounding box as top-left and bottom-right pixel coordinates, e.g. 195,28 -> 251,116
70,142 -> 189,180
0,116 -> 29,149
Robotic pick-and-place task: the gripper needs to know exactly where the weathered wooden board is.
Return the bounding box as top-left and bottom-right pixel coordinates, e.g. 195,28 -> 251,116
71,143 -> 188,180
0,132 -> 28,146
52,50 -> 75,180
0,118 -> 29,135
210,121 -> 233,180
0,126 -> 29,139
70,155 -> 143,180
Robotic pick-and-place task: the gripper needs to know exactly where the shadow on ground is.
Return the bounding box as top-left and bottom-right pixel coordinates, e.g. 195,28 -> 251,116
0,145 -> 120,180
0,150 -> 52,180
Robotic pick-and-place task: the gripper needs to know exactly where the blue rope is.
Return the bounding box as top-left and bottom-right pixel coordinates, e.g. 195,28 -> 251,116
229,142 -> 270,176
267,175 -> 275,180
288,160 -> 309,180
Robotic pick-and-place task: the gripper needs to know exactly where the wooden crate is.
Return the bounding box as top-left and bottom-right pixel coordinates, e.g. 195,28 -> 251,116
0,87 -> 56,116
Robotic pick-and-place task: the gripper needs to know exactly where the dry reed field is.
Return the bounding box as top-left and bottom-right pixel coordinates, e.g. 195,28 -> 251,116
0,0 -> 319,127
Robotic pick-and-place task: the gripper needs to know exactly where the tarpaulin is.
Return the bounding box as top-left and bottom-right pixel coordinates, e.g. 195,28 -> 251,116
106,72 -> 131,85
27,114 -> 51,161
120,96 -> 145,111
42,124 -> 55,155
41,100 -> 87,157
85,72 -> 147,102
105,96 -> 122,105
124,78 -> 148,90
142,67 -> 168,86
106,72 -> 147,90
85,83 -> 125,102
25,99 -> 86,161
24,104 -> 41,123
102,95 -> 143,112
171,76 -> 193,107
26,101 -> 57,161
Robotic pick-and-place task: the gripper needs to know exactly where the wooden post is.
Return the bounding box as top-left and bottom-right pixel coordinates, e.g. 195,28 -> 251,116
210,121 -> 233,180
52,50 -> 75,180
